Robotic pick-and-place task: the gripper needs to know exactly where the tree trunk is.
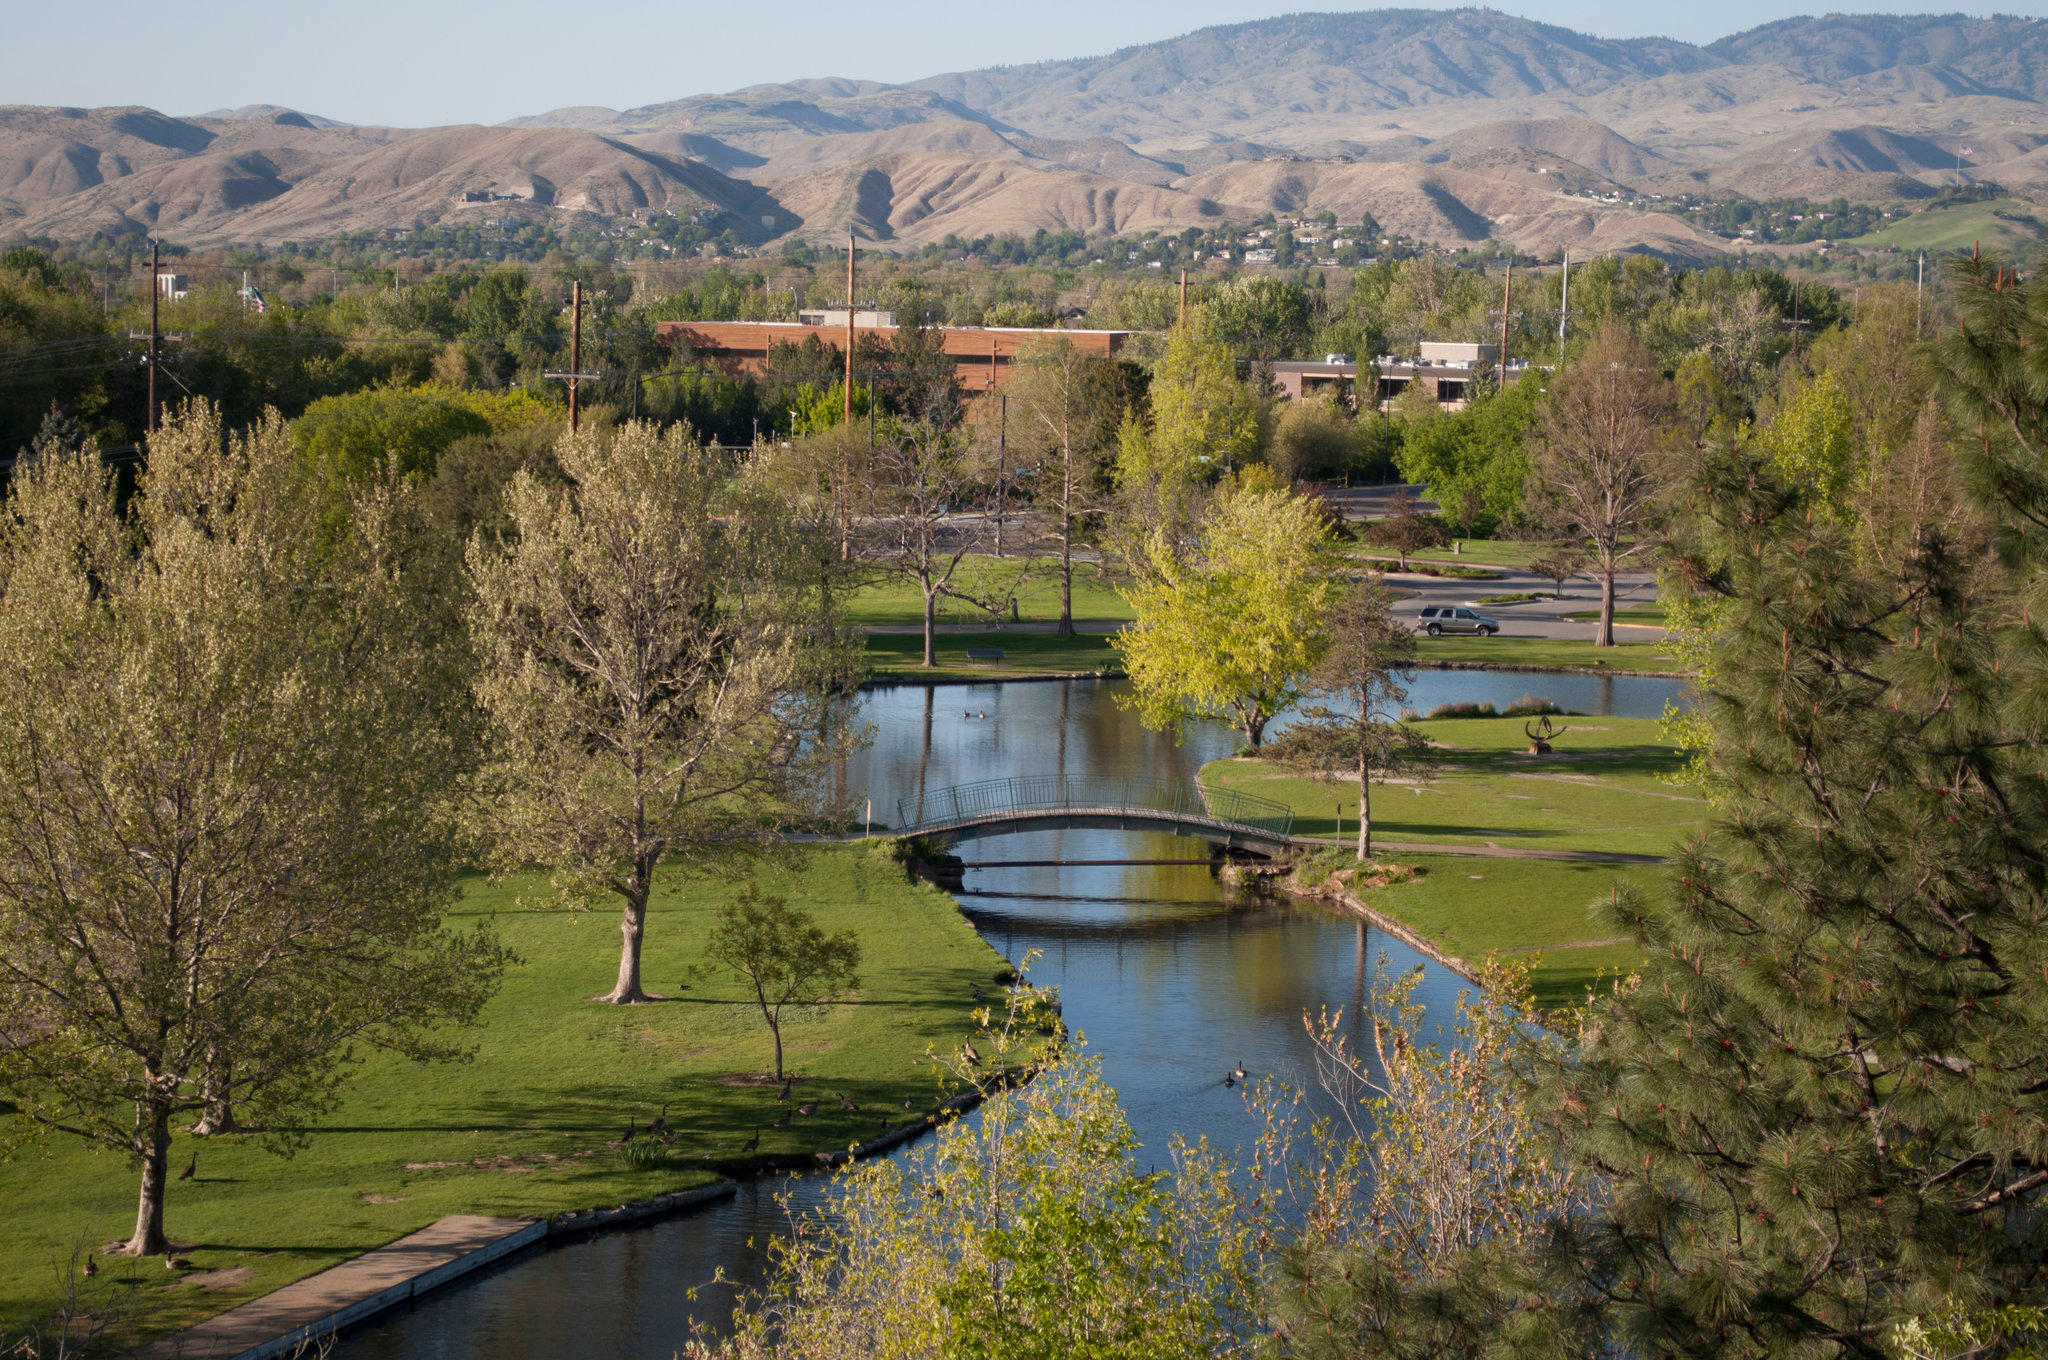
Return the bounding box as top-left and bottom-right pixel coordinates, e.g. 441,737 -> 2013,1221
191,1046 -> 238,1135
1357,761 -> 1373,862
1244,713 -> 1267,750
126,1087 -> 172,1257
769,1014 -> 785,1081
922,586 -> 938,668
605,880 -> 651,1004
1056,524 -> 1075,639
1595,569 -> 1617,648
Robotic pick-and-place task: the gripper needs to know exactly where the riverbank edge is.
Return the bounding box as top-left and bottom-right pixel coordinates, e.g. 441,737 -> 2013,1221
131,1182 -> 740,1360
864,668 -> 1125,687
1411,660 -> 1693,678
133,978 -> 1042,1360
1282,870 -> 1482,989
130,1081 -> 1016,1360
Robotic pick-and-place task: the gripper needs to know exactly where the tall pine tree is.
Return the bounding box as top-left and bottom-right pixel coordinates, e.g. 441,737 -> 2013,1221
1271,260 -> 2048,1358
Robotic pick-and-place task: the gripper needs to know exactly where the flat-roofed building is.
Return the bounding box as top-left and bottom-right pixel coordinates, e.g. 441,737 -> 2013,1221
655,319 -> 1132,393
1268,350 -> 1530,413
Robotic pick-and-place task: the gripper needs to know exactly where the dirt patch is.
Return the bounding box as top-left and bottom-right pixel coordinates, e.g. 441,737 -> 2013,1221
359,1192 -> 408,1204
181,1267 -> 255,1293
713,1072 -> 805,1088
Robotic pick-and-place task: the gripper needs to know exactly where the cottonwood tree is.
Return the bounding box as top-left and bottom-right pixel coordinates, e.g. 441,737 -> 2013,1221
863,419 -> 988,668
467,421 -> 854,1005
1116,483 -> 1343,750
687,1042 -> 1266,1360
1526,319 -> 1675,646
1008,337 -> 1117,637
702,888 -> 861,1083
1149,305 -> 1258,477
1270,581 -> 1429,859
0,404 -> 503,1258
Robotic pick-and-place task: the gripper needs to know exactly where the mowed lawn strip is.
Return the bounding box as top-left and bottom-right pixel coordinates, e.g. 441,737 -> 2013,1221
1203,717 -> 1703,856
1366,854 -> 1662,1008
1411,635 -> 1687,672
843,557 -> 1135,628
863,630 -> 1124,681
0,847 -> 1003,1347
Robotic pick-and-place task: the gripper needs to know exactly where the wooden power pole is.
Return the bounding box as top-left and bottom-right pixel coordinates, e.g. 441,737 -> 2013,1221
1497,255 -> 1513,388
1178,270 -> 1188,327
147,239 -> 160,436
841,233 -> 855,559
568,281 -> 582,433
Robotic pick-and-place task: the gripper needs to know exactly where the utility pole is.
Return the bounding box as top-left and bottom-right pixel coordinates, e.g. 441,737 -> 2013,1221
569,281 -> 582,432
1786,279 -> 1810,361
1177,270 -> 1188,327
1558,249 -> 1570,347
1496,254 -> 1515,387
841,233 -> 856,560
1916,250 -> 1926,340
147,239 -> 160,436
542,282 -> 601,434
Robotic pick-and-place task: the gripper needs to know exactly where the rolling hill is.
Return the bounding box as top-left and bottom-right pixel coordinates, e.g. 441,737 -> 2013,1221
3,9 -> 2046,257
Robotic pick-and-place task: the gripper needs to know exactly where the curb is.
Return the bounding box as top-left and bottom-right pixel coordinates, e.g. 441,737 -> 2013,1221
1410,660 -> 1691,678
544,1178 -> 739,1242
862,670 -> 1125,688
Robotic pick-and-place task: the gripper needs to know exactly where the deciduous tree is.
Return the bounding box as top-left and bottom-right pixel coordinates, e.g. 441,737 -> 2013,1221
0,403 -> 503,1258
702,888 -> 862,1083
1526,320 -> 1675,646
1116,484 -> 1343,749
1008,337 -> 1117,636
467,421 -> 852,1004
1269,581 -> 1429,859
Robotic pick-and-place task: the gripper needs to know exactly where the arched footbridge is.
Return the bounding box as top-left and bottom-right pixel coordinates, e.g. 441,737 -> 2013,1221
895,776 -> 1296,855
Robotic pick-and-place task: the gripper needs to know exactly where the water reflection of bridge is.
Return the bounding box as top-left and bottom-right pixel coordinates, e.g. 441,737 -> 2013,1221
894,776 -> 1295,858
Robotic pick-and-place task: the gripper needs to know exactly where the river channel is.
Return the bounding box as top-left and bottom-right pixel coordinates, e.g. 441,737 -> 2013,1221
337,669 -> 1684,1360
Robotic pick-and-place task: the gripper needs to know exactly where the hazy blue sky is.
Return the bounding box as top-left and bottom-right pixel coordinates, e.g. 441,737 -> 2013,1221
9,1 -> 2047,127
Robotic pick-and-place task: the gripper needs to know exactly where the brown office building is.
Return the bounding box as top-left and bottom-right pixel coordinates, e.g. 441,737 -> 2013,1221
654,312 -> 1132,394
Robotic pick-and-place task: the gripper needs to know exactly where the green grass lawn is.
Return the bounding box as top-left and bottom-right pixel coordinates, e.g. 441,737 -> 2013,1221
1843,199 -> 2046,256
864,629 -> 1124,681
1361,854 -> 1661,1009
1413,634 -> 1686,672
844,557 -> 1134,628
1562,605 -> 1669,627
0,847 -> 1003,1347
1391,539 -> 1550,569
1204,716 -> 1700,857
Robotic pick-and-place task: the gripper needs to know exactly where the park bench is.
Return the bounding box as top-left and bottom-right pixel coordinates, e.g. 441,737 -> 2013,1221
965,647 -> 1005,663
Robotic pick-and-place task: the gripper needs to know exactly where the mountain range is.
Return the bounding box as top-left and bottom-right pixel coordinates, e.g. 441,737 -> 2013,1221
4,9 -> 2046,260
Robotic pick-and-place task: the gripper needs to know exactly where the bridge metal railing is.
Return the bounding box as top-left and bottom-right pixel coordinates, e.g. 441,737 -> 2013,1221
897,775 -> 1294,841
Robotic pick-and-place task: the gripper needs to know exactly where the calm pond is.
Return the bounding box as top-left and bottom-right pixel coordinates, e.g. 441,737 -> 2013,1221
337,670 -> 1685,1359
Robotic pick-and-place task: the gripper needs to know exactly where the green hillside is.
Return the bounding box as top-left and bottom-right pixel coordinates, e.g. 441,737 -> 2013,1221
1846,198 -> 2046,256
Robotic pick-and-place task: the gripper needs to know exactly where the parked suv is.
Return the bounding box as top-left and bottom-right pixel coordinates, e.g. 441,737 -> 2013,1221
1416,605 -> 1500,637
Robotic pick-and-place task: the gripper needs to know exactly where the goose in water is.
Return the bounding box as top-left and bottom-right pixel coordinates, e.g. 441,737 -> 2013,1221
1232,1060 -> 1249,1082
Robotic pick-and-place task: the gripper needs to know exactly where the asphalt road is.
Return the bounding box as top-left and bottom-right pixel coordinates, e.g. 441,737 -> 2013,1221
1378,564 -> 1663,642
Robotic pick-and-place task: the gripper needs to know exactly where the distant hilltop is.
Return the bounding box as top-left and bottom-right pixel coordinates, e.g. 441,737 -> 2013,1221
4,9 -> 2045,258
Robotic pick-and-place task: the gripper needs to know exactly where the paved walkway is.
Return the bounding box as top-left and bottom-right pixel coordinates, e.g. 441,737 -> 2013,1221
132,1215 -> 542,1360
1295,836 -> 1666,865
